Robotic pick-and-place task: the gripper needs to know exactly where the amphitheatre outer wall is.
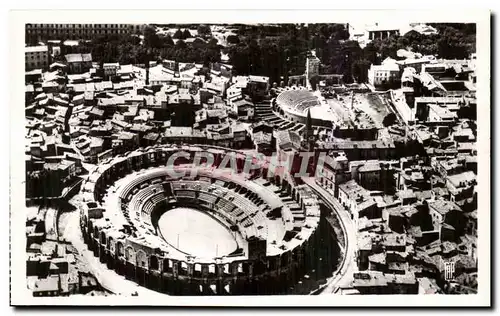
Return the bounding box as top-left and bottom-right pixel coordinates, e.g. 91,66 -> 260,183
79,145 -> 342,295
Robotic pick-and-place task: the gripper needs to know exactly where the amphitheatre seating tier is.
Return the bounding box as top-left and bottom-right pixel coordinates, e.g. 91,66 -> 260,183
198,192 -> 217,204
149,192 -> 167,205
83,146 -> 322,267
276,90 -> 320,113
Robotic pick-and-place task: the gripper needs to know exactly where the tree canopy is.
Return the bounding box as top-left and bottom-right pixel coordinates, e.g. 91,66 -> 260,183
197,25 -> 211,38
57,23 -> 475,85
182,29 -> 192,39
173,29 -> 184,39
226,35 -> 240,45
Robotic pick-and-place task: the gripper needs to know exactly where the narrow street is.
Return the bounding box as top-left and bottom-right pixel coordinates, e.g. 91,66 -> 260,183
59,208 -> 166,297
302,177 -> 358,294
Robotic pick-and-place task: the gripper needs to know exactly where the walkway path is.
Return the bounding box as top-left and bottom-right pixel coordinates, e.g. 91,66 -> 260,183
60,209 -> 166,297
302,177 -> 357,294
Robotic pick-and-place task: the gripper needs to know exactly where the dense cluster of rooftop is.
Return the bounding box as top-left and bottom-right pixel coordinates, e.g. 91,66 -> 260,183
24,23 -> 478,296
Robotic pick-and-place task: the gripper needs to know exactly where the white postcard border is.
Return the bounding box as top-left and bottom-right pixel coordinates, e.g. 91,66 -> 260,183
9,9 -> 491,306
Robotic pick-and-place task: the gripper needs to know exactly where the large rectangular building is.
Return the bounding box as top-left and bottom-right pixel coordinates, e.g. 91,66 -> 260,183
368,63 -> 400,89
25,45 -> 49,71
26,23 -> 147,41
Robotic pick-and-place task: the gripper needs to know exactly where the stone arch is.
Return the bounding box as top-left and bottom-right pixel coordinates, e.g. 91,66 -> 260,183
281,252 -> 290,268
242,262 -> 250,274
281,178 -> 288,192
235,262 -> 243,275
150,255 -> 159,271
209,283 -> 217,294
261,167 -> 268,180
223,281 -> 232,294
253,259 -> 267,276
107,236 -> 115,251
295,189 -> 300,202
193,263 -> 202,277
116,241 -> 124,258
283,180 -> 291,195
81,214 -> 88,228
179,261 -> 188,275
240,186 -> 247,195
136,250 -> 148,269
275,175 -> 282,187
162,259 -> 170,272
194,263 -> 202,272
100,231 -> 106,245
87,219 -> 93,234
208,263 -> 216,276
125,246 -> 135,263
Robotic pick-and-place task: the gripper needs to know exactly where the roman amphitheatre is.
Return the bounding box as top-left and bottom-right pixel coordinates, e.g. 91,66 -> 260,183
78,145 -> 351,295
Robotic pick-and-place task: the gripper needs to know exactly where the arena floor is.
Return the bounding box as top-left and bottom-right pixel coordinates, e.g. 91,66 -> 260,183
157,207 -> 238,258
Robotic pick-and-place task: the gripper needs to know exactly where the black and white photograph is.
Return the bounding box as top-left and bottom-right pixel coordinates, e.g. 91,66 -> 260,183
9,9 -> 491,307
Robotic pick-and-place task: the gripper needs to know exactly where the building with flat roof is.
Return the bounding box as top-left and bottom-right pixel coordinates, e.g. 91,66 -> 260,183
25,46 -> 49,71
368,60 -> 401,90
428,103 -> 458,123
26,23 -> 146,41
65,53 -> 93,74
428,199 -> 466,241
338,179 -> 380,228
351,270 -> 419,294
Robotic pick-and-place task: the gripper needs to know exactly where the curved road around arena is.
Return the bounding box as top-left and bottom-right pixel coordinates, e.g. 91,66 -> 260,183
302,177 -> 357,294
61,207 -> 166,297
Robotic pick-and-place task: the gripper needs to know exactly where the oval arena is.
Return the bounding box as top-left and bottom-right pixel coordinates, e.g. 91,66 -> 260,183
273,87 -> 338,128
79,145 -> 340,295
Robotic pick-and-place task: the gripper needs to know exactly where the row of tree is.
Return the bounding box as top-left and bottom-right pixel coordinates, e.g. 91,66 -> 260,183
222,24 -> 350,84
56,23 -> 476,85
59,26 -> 222,67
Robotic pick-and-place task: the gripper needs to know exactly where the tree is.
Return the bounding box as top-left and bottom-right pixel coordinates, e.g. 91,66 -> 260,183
309,75 -> 320,91
159,34 -> 174,47
173,29 -> 183,39
207,38 -> 219,48
25,33 -> 39,46
352,59 -> 371,83
197,24 -> 211,38
144,26 -> 161,48
413,77 -> 426,98
182,29 -> 192,39
175,39 -> 187,49
382,113 -> 397,127
226,35 -> 240,45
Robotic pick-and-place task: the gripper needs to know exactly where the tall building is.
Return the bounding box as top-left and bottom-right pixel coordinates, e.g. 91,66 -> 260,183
25,23 -> 147,41
25,45 -> 49,71
304,108 -> 315,151
306,52 -> 320,79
